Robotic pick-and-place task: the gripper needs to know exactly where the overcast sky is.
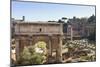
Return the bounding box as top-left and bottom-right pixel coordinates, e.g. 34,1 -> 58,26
12,1 -> 95,21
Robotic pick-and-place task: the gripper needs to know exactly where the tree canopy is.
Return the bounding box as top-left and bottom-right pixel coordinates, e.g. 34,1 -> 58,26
17,45 -> 46,65
88,14 -> 96,23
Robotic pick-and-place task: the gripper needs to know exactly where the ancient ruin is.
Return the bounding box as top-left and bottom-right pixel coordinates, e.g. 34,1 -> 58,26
13,22 -> 63,63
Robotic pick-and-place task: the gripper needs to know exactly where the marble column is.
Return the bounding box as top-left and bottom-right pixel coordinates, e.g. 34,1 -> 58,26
71,26 -> 73,41
15,39 -> 19,61
56,36 -> 62,63
47,36 -> 52,63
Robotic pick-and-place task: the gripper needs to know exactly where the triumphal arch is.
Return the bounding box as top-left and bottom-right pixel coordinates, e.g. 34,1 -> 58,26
14,21 -> 63,63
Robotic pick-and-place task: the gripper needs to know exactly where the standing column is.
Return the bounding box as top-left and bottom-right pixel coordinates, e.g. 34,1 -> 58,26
56,23 -> 63,63
47,36 -> 52,63
57,36 -> 62,63
71,25 -> 73,41
15,39 -> 19,61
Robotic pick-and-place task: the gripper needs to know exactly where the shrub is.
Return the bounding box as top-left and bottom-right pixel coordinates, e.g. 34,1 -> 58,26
17,45 -> 45,65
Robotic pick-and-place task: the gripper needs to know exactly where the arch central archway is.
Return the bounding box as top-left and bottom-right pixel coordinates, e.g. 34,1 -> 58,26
32,35 -> 52,63
31,35 -> 62,63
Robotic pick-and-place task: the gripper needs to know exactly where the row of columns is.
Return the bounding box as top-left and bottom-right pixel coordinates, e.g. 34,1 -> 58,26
47,36 -> 62,63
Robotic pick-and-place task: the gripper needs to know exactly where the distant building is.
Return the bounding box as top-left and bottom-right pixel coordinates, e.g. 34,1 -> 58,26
66,20 -> 95,40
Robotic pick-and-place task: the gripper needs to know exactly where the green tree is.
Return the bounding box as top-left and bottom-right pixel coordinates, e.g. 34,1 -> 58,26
30,53 -> 44,64
36,41 -> 46,49
62,17 -> 67,23
88,15 -> 96,23
58,17 -> 67,23
58,19 -> 64,23
17,45 -> 45,65
18,47 -> 31,65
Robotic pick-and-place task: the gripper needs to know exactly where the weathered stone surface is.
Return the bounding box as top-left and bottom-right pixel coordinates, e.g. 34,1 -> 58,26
14,22 -> 63,63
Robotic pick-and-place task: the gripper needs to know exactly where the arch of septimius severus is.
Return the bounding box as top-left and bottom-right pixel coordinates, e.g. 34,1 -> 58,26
14,22 -> 63,63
